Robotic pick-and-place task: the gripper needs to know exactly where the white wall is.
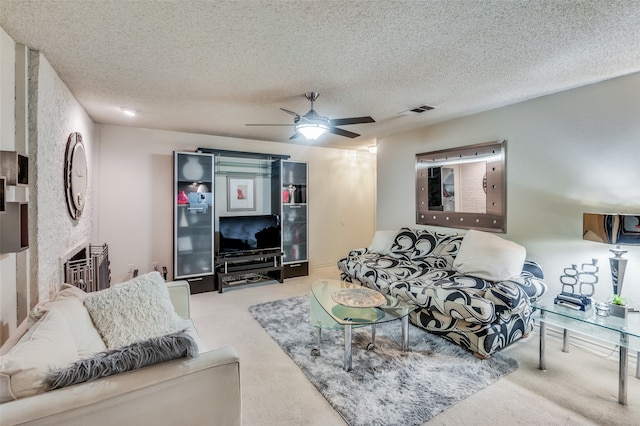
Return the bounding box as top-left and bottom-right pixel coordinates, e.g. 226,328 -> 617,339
96,125 -> 376,283
0,26 -> 18,343
377,72 -> 640,305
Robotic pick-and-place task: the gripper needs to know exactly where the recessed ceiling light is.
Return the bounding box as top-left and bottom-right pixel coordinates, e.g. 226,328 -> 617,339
120,107 -> 137,117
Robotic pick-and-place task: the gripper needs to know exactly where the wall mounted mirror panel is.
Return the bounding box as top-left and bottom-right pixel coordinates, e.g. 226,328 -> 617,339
416,140 -> 506,233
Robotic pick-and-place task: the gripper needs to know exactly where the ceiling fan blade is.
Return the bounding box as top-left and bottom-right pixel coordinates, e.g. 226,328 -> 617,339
280,108 -> 301,117
330,116 -> 375,126
245,123 -> 295,126
330,127 -> 360,139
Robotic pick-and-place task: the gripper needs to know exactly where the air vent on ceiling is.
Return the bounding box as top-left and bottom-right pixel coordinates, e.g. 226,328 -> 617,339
399,105 -> 436,116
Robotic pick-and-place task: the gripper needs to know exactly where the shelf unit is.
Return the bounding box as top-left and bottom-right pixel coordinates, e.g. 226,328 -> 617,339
273,160 -> 309,278
173,151 -> 215,294
0,202 -> 28,253
215,250 -> 283,292
0,151 -> 28,186
0,151 -> 29,253
0,176 -> 5,212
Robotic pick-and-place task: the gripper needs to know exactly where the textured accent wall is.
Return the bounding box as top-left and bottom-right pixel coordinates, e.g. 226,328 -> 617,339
29,51 -> 96,301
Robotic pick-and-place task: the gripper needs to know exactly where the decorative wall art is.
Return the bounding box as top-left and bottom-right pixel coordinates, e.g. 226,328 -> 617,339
227,176 -> 256,211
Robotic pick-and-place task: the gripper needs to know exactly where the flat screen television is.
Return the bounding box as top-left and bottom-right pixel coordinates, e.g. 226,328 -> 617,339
218,214 -> 281,255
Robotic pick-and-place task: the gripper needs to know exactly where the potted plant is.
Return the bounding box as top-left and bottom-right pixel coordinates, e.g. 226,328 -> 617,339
608,294 -> 628,319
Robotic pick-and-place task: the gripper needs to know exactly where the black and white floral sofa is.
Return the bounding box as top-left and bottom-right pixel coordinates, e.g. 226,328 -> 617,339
337,228 -> 547,358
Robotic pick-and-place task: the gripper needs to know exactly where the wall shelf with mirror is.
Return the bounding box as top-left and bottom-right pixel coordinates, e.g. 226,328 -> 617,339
0,150 -> 29,186
416,140 -> 506,232
0,176 -> 5,213
0,202 -> 29,253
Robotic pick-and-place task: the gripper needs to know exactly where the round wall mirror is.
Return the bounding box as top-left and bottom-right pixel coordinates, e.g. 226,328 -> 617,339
64,132 -> 87,220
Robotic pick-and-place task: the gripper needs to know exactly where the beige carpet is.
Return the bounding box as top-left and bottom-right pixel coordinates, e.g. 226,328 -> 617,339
190,266 -> 640,425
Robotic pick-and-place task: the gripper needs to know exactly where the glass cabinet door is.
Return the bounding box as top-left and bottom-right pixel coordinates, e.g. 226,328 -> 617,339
282,204 -> 307,263
174,152 -> 214,278
281,160 -> 308,267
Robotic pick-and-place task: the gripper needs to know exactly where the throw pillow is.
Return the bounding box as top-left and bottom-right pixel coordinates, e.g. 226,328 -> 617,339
368,230 -> 398,254
46,330 -> 198,390
84,271 -> 182,350
0,308 -> 79,402
453,230 -> 526,282
29,283 -> 88,326
28,297 -> 106,358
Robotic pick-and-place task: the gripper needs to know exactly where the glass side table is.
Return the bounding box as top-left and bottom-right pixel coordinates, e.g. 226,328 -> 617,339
309,279 -> 412,371
532,298 -> 640,405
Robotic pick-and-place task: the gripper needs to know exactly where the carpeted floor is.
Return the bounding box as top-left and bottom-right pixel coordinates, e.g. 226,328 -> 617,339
249,295 -> 518,426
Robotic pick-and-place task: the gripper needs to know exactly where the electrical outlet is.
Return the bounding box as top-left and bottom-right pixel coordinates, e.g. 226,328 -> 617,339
128,264 -> 134,273
152,262 -> 159,271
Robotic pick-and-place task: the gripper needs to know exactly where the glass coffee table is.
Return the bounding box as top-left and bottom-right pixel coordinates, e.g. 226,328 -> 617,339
532,298 -> 640,405
309,279 -> 413,371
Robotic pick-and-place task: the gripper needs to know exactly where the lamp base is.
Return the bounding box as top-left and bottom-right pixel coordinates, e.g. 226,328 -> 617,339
609,247 -> 627,296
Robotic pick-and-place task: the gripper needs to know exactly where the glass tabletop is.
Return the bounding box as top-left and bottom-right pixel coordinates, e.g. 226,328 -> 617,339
310,279 -> 413,328
532,297 -> 640,350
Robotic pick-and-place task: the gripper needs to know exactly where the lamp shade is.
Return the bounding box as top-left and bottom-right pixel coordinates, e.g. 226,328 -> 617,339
583,213 -> 640,245
296,122 -> 329,140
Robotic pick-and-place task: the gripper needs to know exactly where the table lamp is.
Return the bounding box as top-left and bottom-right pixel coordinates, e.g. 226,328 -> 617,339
583,213 -> 640,297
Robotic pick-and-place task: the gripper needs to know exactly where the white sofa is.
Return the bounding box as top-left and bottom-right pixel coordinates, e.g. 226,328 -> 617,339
0,276 -> 241,426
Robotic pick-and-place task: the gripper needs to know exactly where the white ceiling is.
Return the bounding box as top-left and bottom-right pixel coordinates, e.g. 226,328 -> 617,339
2,1 -> 640,150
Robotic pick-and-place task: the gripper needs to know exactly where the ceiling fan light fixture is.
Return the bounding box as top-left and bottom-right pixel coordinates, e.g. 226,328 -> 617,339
296,121 -> 329,140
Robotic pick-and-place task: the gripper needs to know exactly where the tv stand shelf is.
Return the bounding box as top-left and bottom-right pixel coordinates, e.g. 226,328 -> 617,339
215,251 -> 284,293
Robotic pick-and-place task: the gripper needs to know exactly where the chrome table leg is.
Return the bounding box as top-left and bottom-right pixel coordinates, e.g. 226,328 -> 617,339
562,329 -> 570,353
401,314 -> 409,352
619,332 -> 628,405
344,324 -> 352,371
539,311 -> 546,371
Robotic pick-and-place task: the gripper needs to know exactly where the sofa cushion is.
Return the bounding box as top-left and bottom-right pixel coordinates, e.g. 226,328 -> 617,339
0,308 -> 79,402
453,230 -> 526,281
84,272 -> 182,350
46,330 -> 198,390
28,283 -> 89,327
28,294 -> 106,358
390,276 -> 495,324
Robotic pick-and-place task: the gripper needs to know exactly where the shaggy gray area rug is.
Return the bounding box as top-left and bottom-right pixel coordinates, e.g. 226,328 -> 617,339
249,296 -> 518,426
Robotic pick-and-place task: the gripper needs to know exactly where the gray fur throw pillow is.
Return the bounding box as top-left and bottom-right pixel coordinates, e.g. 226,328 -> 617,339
46,330 -> 198,390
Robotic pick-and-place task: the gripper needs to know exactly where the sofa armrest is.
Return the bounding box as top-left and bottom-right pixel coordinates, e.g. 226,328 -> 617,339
0,347 -> 241,426
348,248 -> 369,256
167,280 -> 191,319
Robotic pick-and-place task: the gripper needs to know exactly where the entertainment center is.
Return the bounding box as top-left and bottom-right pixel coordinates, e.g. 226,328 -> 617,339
172,149 -> 308,293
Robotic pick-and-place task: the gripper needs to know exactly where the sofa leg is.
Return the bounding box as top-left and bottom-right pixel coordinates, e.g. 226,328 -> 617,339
473,352 -> 491,360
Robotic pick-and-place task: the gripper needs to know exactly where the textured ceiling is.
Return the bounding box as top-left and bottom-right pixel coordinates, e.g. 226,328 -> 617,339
1,0 -> 640,150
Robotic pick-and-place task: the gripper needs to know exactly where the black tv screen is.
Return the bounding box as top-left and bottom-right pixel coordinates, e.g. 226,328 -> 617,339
218,214 -> 281,255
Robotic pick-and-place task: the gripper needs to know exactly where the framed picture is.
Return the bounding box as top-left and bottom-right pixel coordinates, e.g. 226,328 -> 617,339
227,176 -> 256,211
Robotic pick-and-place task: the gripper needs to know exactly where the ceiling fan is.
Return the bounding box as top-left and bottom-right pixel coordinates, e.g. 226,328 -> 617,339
246,92 -> 375,140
